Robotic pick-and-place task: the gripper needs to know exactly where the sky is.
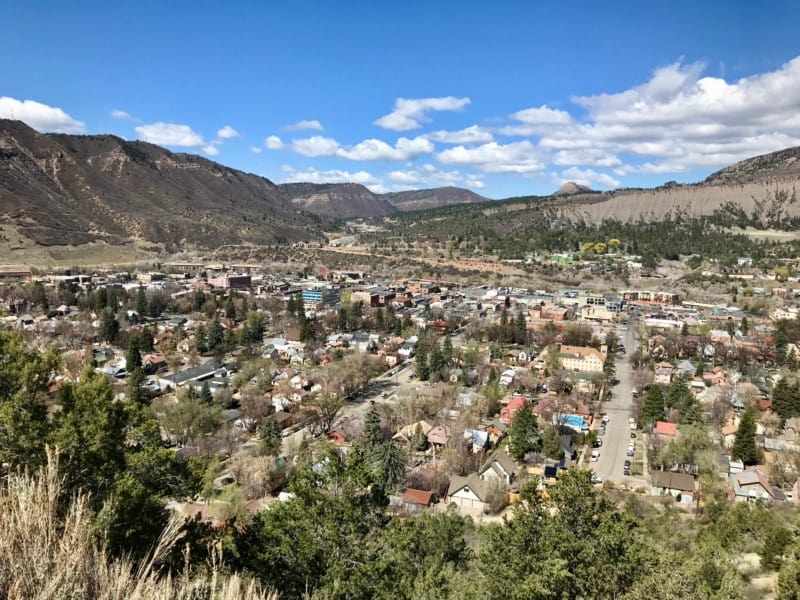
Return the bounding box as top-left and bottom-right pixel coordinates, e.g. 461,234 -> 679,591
2,1 -> 800,198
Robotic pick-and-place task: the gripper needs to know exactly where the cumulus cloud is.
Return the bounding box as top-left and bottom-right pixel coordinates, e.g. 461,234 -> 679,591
217,125 -> 239,139
437,141 -> 544,173
265,135 -> 285,150
0,96 -> 85,133
427,125 -> 494,144
374,96 -> 471,131
291,135 -> 340,157
135,122 -> 205,146
250,146 -> 263,154
281,165 -> 385,192
289,135 -> 435,161
556,167 -> 620,189
201,145 -> 219,156
502,57 -> 800,175
336,136 -> 434,161
284,119 -> 324,131
388,163 -> 485,190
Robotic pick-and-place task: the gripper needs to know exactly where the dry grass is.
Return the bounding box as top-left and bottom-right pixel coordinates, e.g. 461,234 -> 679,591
0,450 -> 275,600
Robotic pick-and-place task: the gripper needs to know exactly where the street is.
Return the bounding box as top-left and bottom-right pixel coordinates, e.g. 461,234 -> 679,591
592,325 -> 646,484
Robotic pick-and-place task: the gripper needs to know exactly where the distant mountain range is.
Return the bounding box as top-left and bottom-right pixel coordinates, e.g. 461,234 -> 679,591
3,117 -> 800,254
278,183 -> 488,218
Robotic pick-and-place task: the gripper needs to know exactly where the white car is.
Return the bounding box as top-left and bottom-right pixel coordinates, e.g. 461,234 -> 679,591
591,450 -> 600,462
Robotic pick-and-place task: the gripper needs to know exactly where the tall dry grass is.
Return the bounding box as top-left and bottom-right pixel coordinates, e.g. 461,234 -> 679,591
0,451 -> 275,600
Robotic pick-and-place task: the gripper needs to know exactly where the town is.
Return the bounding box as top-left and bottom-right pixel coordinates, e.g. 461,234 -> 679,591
3,256 -> 798,527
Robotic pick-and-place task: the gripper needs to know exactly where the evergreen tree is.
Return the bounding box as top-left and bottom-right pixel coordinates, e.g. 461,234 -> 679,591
195,324 -> 208,353
134,288 -> 148,315
98,307 -> 120,343
31,281 -> 48,309
640,385 -> 666,428
260,419 -> 283,457
509,403 -> 541,461
415,341 -> 430,381
442,335 -> 453,366
375,307 -> 384,331
731,405 -> 761,466
773,378 -> 800,423
428,342 -> 445,380
541,425 -> 564,460
741,316 -> 749,336
681,322 -> 689,336
126,367 -> 149,405
207,318 -> 224,351
126,336 -> 142,371
363,404 -> 382,448
225,296 -> 237,320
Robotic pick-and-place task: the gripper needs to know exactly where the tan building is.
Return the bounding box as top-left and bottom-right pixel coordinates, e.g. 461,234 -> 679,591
559,344 -> 606,374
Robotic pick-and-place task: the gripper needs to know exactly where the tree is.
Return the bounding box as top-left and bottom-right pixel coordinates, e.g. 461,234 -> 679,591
640,385 -> 666,428
207,318 -> 224,351
370,441 -> 407,491
52,367 -> 128,499
241,310 -> 265,346
541,425 -> 564,460
303,392 -> 344,437
0,331 -> 60,469
442,335 -> 453,366
125,336 -> 142,371
134,287 -> 148,315
225,296 -> 237,320
98,307 -> 120,343
509,403 -> 541,461
428,342 -> 445,381
194,324 -> 208,353
126,367 -> 148,405
260,419 -> 283,457
200,381 -> 213,404
732,405 -> 762,466
31,281 -> 48,309
415,342 -> 430,381
773,377 -> 800,423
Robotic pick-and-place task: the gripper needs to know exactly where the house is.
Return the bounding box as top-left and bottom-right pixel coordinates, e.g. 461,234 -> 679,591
653,361 -> 674,385
401,488 -> 435,510
479,450 -> 517,486
426,425 -> 451,448
650,471 -> 695,504
142,353 -> 167,374
160,359 -> 220,389
392,420 -> 432,447
448,473 -> 491,513
500,395 -> 526,425
653,420 -> 678,442
731,466 -> 784,502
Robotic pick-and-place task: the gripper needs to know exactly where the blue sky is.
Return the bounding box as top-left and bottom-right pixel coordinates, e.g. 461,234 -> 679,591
2,1 -> 799,198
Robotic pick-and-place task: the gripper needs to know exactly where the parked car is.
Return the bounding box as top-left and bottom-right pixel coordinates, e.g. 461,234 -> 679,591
601,414 -> 610,424
591,472 -> 603,484
630,431 -> 637,438
591,450 -> 600,462
592,439 -> 603,448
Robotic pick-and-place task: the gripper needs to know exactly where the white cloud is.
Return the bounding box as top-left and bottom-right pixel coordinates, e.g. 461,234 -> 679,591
201,145 -> 219,156
0,96 -> 85,133
265,135 -> 285,150
217,125 -> 239,139
288,135 -> 435,161
374,96 -> 471,131
281,165 -> 385,192
284,119 -> 324,131
437,141 -> 544,173
388,163 -> 485,191
552,149 -> 622,168
427,125 -> 494,144
250,146 -> 263,154
556,167 -> 620,189
336,136 -> 434,161
110,109 -> 138,122
135,122 -> 205,146
291,135 -> 340,157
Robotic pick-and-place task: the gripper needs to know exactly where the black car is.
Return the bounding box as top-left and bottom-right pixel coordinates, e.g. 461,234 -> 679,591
623,460 -> 631,470
592,440 -> 603,448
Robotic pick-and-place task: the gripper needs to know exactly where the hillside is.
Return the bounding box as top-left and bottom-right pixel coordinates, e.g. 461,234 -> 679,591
383,186 -> 488,211
278,182 -> 396,219
704,145 -> 800,185
0,119 -> 325,253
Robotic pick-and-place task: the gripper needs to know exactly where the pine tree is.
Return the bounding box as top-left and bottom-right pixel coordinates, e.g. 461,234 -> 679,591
640,385 -> 666,428
732,405 -> 761,466
415,342 -> 430,381
200,381 -> 213,404
442,335 -> 453,366
126,367 -> 148,405
429,342 -> 445,381
134,288 -> 148,315
509,403 -> 541,461
225,296 -> 237,320
126,336 -> 142,371
541,425 -> 564,460
98,307 -> 120,343
207,318 -> 224,351
195,324 -> 208,353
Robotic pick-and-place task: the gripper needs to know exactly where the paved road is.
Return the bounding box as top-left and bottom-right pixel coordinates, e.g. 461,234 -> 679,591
593,325 -> 644,483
